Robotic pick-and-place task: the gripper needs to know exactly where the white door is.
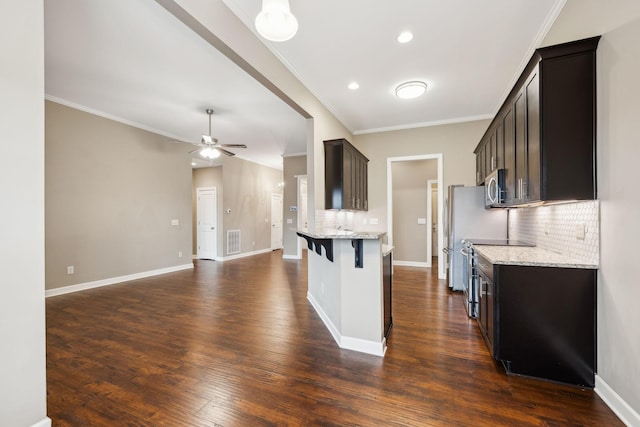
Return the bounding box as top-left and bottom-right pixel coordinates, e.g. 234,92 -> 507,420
197,187 -> 217,260
271,193 -> 283,250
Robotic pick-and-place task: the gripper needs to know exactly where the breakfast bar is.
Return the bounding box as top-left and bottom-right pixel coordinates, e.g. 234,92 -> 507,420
297,230 -> 392,356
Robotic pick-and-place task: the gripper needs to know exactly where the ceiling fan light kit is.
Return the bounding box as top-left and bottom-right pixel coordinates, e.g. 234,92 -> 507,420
395,80 -> 427,99
255,0 -> 298,42
200,147 -> 221,159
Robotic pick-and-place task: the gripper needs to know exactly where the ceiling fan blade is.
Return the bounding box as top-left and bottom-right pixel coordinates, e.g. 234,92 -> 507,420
219,144 -> 247,148
216,147 -> 236,157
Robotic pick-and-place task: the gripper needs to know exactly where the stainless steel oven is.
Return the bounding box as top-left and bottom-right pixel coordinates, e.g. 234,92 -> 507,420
460,240 -> 478,318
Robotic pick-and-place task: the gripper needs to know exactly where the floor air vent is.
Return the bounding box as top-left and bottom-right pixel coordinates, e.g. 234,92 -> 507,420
227,230 -> 241,255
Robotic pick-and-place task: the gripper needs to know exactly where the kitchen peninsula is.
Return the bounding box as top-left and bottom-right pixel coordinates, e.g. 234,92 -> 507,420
297,229 -> 392,357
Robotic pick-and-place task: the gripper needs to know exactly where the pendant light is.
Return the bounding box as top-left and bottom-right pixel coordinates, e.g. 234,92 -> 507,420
255,0 -> 298,42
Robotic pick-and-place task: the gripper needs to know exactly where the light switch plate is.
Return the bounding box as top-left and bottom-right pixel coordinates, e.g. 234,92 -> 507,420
286,218 -> 293,224
370,218 -> 379,225
417,218 -> 427,225
171,219 -> 179,226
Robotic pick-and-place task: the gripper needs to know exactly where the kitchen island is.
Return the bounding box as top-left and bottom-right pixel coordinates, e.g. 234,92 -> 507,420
297,229 -> 392,356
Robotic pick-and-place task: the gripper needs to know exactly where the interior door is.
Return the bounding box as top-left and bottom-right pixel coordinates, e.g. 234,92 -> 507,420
271,193 -> 283,250
197,187 -> 217,260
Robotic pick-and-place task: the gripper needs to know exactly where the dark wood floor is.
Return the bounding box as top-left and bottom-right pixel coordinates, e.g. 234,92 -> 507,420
46,251 -> 622,426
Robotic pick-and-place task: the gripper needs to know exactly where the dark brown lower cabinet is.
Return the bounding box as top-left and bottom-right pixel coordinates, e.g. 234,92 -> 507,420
477,255 -> 596,388
383,252 -> 393,340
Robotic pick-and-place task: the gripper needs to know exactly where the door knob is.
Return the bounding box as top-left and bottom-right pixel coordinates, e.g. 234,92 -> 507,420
211,227 -> 215,230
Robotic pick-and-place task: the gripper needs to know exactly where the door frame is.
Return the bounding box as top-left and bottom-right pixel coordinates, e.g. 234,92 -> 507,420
196,186 -> 217,260
426,179 -> 438,266
387,154 -> 445,279
295,174 -> 308,259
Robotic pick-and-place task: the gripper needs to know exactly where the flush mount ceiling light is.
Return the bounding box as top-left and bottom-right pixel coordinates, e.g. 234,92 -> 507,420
255,0 -> 298,42
397,31 -> 414,44
395,81 -> 427,99
348,82 -> 360,90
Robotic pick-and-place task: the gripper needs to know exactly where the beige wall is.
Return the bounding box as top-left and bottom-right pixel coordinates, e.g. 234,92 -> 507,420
354,119 -> 491,231
45,101 -> 193,289
542,0 -> 640,419
392,159 -> 437,263
282,155 -> 307,257
220,156 -> 282,255
192,166 -> 223,256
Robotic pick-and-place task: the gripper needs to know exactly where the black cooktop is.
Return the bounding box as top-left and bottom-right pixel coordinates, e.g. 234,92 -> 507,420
465,239 -> 535,247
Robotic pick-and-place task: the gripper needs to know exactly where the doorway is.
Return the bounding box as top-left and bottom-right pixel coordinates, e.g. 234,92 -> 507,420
387,154 -> 445,279
196,187 -> 217,260
271,193 -> 283,250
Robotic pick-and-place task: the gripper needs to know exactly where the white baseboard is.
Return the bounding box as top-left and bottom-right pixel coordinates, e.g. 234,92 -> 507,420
31,417 -> 51,427
394,260 -> 430,268
217,248 -> 272,261
307,292 -> 386,357
595,375 -> 640,427
282,254 -> 301,260
45,263 -> 194,298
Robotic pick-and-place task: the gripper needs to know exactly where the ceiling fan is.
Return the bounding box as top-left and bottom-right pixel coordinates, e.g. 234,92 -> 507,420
180,108 -> 247,159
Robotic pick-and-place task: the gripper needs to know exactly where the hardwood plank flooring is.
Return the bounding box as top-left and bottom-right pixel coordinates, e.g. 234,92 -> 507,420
46,251 -> 622,426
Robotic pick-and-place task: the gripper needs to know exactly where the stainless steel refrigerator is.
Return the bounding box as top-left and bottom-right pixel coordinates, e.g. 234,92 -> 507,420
444,185 -> 507,291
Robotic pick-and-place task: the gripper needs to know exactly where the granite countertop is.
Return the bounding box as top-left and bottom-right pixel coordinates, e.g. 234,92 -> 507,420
473,245 -> 598,269
297,229 -> 387,240
381,244 -> 394,256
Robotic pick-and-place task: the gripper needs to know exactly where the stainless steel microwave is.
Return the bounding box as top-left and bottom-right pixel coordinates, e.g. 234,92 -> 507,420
485,169 -> 505,208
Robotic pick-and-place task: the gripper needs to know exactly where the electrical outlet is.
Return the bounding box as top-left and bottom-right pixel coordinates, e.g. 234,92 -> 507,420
370,218 -> 379,225
67,266 -> 74,275
178,251 -> 183,258
362,218 -> 368,225
575,223 -> 586,240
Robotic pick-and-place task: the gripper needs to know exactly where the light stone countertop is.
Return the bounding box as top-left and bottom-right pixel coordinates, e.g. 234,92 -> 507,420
381,244 -> 394,257
297,229 -> 387,240
473,245 -> 598,269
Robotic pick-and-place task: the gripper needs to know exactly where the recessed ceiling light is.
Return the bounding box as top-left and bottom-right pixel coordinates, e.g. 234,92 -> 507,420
395,81 -> 427,99
348,82 -> 360,90
397,31 -> 414,44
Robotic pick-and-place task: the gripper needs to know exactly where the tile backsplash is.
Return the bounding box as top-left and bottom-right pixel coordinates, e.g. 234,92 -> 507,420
315,210 -> 355,231
508,200 -> 599,266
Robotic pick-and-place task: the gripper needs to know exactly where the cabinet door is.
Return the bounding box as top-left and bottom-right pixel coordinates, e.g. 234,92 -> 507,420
486,132 -> 494,175
343,146 -> 354,209
495,121 -> 504,170
525,69 -> 541,201
476,149 -> 483,185
503,107 -> 515,204
514,89 -> 526,203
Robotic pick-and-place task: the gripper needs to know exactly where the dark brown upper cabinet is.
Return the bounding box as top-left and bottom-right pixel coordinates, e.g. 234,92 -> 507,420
324,138 -> 369,211
475,36 -> 600,205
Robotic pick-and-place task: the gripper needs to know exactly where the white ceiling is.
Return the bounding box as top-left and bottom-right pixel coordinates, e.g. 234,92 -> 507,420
45,0 -> 565,170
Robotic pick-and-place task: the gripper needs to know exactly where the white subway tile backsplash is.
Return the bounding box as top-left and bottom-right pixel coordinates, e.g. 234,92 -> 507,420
509,201 -> 599,266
